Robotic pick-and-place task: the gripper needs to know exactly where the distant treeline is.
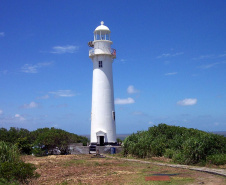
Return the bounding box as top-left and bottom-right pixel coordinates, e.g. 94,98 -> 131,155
123,124 -> 226,165
0,127 -> 89,155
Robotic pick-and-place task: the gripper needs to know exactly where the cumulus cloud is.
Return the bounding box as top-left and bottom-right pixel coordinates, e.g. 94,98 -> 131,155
156,52 -> 184,59
49,90 -> 76,97
21,102 -> 38,109
21,62 -> 52,73
50,45 -> 79,54
165,72 -> 177,76
0,109 -> 3,115
0,32 -> 5,37
177,98 -> 197,106
115,97 -> 135,105
15,114 -> 25,121
127,85 -> 139,94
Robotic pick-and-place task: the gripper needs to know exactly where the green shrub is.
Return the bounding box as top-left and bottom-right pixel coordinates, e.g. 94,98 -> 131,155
0,142 -> 19,163
172,151 -> 186,164
164,149 -> 175,159
32,147 -> 47,157
0,161 -> 40,184
123,124 -> 226,165
16,137 -> 32,155
150,136 -> 166,156
0,141 -> 39,184
206,154 -> 226,165
0,177 -> 19,185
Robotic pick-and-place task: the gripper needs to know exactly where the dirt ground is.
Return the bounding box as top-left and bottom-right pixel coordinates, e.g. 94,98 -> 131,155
22,155 -> 226,185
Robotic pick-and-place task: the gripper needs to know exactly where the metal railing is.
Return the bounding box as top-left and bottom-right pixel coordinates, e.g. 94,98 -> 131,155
89,48 -> 116,57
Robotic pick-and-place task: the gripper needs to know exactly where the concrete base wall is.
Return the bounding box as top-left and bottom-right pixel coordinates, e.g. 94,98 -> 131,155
69,145 -> 123,155
96,146 -> 123,154
70,146 -> 90,154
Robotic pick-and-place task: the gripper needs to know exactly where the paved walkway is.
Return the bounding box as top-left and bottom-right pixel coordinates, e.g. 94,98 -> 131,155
107,156 -> 226,177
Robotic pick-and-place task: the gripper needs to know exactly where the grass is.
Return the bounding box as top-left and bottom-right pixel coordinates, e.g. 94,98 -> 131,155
63,159 -> 87,167
23,155 -> 226,184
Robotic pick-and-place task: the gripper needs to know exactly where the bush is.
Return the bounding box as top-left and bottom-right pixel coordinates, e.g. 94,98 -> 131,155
0,142 -> 19,163
0,141 -> 39,184
206,154 -> 226,165
172,151 -> 186,164
123,124 -> 226,165
164,149 -> 175,159
32,147 -> 48,157
0,161 -> 40,184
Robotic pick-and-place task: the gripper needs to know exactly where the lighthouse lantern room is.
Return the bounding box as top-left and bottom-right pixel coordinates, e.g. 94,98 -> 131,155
89,21 -> 117,146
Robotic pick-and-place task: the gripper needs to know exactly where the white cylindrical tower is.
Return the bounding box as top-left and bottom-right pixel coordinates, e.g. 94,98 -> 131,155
89,21 -> 117,146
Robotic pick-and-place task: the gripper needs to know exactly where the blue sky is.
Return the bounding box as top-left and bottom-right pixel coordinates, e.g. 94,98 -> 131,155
0,0 -> 225,134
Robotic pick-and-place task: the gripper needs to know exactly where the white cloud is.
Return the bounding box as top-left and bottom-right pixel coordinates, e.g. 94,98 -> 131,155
218,53 -> 226,58
177,98 -> 197,106
22,102 -> 38,109
165,72 -> 177,76
192,55 -> 214,60
199,62 -> 219,69
15,114 -> 25,121
120,59 -> 126,62
49,90 -> 76,97
193,53 -> 226,60
50,45 -> 79,54
149,121 -> 154,125
0,109 -> 3,115
37,95 -> 49,99
214,122 -> 219,126
115,97 -> 135,105
21,62 -> 52,73
127,85 -> 139,94
156,52 -> 184,59
198,61 -> 226,69
0,32 -> 5,37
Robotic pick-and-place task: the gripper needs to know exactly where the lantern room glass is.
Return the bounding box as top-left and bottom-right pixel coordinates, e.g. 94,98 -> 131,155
94,31 -> 110,41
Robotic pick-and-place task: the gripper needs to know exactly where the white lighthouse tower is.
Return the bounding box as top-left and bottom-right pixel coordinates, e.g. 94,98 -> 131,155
89,21 -> 117,146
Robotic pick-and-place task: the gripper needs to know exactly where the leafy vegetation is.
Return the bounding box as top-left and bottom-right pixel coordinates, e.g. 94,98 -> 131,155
0,141 -> 39,184
123,124 -> 226,165
0,127 -> 89,156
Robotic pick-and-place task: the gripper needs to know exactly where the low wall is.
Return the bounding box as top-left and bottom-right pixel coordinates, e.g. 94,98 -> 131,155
70,146 -> 90,154
69,145 -> 123,155
96,146 -> 123,154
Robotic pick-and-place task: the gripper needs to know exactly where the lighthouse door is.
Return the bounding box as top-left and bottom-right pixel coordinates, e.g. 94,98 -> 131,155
99,136 -> 104,146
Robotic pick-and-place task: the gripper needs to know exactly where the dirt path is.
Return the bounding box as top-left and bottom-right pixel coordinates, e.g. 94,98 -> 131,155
107,156 -> 226,177
22,155 -> 226,185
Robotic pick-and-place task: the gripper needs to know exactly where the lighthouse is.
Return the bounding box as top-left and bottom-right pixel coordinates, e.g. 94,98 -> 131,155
89,21 -> 117,146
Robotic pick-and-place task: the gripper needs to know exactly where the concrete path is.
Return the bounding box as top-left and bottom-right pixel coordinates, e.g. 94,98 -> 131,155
107,156 -> 226,177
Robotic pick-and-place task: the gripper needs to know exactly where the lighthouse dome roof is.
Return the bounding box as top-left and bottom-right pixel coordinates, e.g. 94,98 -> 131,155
94,21 -> 110,32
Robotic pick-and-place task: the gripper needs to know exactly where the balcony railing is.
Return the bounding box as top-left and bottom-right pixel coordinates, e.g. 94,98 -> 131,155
89,48 -> 116,58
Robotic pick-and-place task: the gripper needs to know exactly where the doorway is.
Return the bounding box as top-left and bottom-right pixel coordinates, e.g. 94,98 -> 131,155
99,136 -> 104,146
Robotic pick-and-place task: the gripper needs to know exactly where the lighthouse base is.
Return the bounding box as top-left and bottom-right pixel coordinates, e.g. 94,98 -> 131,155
89,145 -> 123,154
90,142 -> 118,146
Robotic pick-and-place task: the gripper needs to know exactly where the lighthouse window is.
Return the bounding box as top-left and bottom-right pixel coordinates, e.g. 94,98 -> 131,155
112,111 -> 115,121
99,61 -> 103,68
